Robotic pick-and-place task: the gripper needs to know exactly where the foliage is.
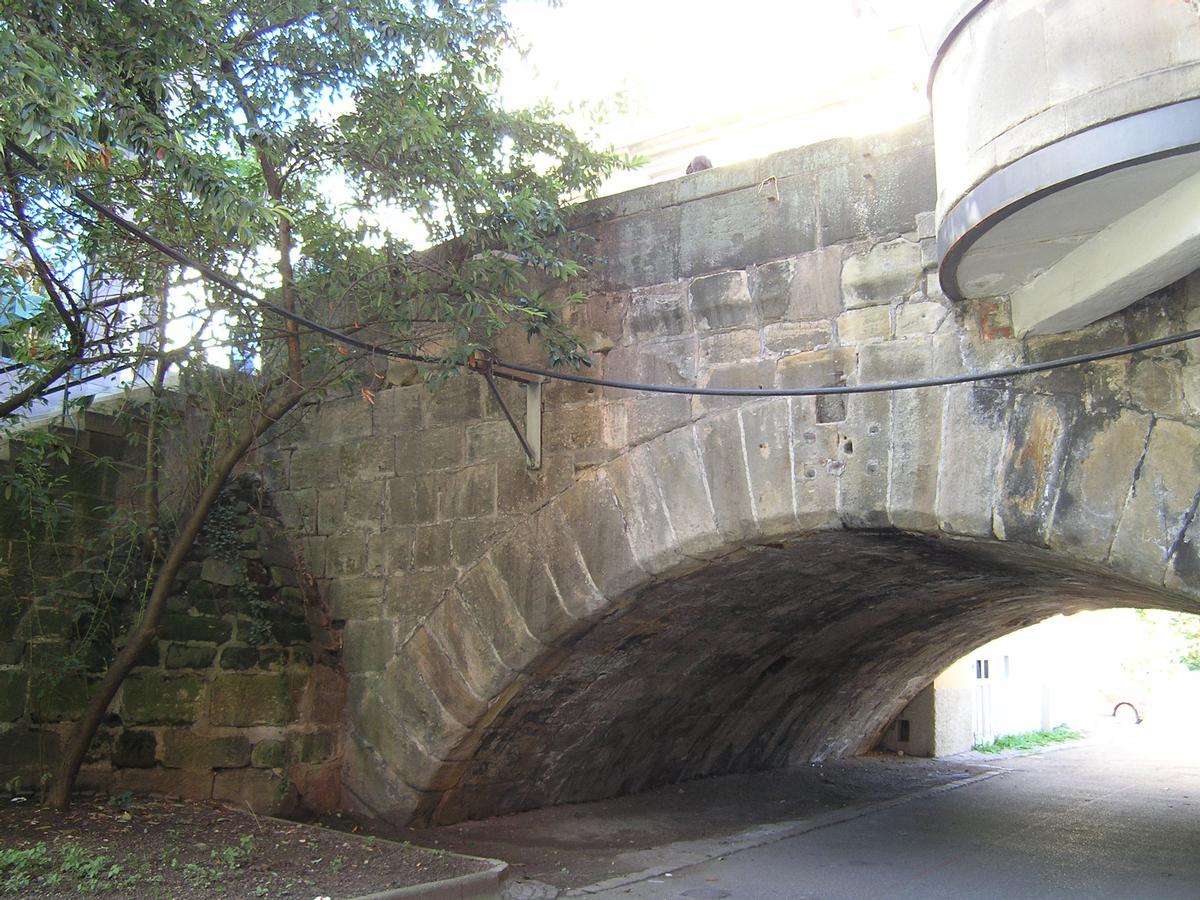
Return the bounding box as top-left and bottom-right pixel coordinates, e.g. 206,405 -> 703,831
0,0 -> 628,807
972,724 -> 1084,754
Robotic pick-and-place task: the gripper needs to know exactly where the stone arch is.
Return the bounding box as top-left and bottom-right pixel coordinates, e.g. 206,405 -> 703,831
355,375 -> 1200,824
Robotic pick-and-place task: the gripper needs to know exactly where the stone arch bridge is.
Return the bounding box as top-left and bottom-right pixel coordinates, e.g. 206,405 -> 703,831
265,122 -> 1200,825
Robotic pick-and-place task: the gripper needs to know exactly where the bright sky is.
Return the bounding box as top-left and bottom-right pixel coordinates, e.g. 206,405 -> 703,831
503,0 -> 961,190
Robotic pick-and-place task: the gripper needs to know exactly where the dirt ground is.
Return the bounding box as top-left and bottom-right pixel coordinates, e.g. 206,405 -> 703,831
0,794 -> 492,898
395,754 -> 992,891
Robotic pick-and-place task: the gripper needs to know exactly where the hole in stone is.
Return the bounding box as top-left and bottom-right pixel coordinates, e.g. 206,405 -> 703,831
866,462 -> 878,475
868,424 -> 881,436
843,440 -> 854,454
898,719 -> 910,742
803,431 -> 817,443
805,468 -> 816,479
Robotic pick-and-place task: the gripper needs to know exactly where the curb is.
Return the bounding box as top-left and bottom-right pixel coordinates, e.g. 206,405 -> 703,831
565,769 -> 1005,895
253,813 -> 508,900
348,858 -> 508,900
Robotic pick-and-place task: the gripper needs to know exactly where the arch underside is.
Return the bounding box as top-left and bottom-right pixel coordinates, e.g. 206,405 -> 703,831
422,529 -> 1192,824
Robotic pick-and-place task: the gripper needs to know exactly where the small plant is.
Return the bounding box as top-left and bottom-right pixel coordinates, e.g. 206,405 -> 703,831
973,724 -> 1084,754
0,842 -> 50,894
214,834 -> 255,870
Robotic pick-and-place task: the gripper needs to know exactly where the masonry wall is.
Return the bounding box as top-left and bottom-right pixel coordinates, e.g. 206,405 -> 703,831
0,415 -> 342,814
269,118 -> 1200,824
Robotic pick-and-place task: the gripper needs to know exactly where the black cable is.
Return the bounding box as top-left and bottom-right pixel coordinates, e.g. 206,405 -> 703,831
7,141 -> 1200,399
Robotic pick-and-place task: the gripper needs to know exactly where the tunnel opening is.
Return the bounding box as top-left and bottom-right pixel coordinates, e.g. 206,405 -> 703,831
421,529 -> 1197,825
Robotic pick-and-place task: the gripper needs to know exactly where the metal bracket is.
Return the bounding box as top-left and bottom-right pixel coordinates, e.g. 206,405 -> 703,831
469,352 -> 543,469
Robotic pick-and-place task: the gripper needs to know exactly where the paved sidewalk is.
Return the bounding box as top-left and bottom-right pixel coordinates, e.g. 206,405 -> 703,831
581,717 -> 1200,899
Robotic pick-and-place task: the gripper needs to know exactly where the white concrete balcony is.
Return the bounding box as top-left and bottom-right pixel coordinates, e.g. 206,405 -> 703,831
930,0 -> 1200,335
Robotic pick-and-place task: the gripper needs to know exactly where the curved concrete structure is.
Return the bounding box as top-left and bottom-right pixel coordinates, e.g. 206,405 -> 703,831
266,122 -> 1200,825
929,1 -> 1200,333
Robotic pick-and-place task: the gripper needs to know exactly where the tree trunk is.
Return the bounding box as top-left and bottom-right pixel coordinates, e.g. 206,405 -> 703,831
45,387 -> 304,811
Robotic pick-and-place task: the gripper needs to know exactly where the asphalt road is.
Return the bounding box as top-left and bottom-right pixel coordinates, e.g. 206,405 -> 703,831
578,718 -> 1200,899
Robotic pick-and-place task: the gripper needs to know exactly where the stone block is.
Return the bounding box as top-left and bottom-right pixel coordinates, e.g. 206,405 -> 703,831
413,523 -> 453,569
122,673 -> 203,725
604,448 -> 683,575
837,390 -> 890,529
200,558 -> 242,587
426,375 -> 483,428
340,435 -> 396,482
587,206 -> 681,289
694,413 -> 756,541
680,174 -> 818,277
325,531 -> 368,577
487,537 -> 576,646
935,386 -> 1011,537
313,395 -> 374,444
699,329 -> 761,370
558,471 -> 646,598
287,730 -> 338,764
289,444 -> 340,489
777,348 -> 855,390
395,426 -> 465,474
543,403 -> 608,452
817,144 -> 935,246
342,480 -> 385,530
887,378 -> 944,533
317,487 -> 345,535
371,384 -> 424,434
374,661 -> 468,764
458,560 -> 544,671
164,642 -> 218,669
0,670 -> 28,721
751,247 -> 844,322
209,674 -> 296,726
1111,419 -> 1200,582
219,645 -> 260,670
384,569 -> 451,623
385,475 -> 437,526
465,420 -> 516,464
837,306 -> 891,343
739,400 -> 797,537
251,739 -> 287,768
627,283 -> 691,341
402,627 -> 487,729
994,394 -> 1074,545
496,450 -> 573,514
326,575 -> 385,620
625,395 -> 693,447
213,768 -> 294,815
531,502 -> 606,621
343,619 -> 396,673
162,730 -> 251,770
895,301 -> 949,336
763,321 -> 832,354
698,360 -> 776,414
424,592 -> 512,702
1050,409 -> 1152,562
113,730 -> 157,768
791,417 -> 842,531
605,337 -> 697,388
643,426 -> 723,557
841,238 -> 922,309
1130,357 -> 1184,416
916,210 -> 936,240
435,464 -> 497,521
0,728 -> 61,771
689,271 -> 755,331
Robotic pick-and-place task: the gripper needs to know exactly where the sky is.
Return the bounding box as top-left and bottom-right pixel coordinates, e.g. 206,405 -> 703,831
502,0 -> 962,189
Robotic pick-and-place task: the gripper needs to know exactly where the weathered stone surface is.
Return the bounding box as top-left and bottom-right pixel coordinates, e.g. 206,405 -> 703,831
487,537 -> 576,646
817,141 -> 935,245
688,271 -> 755,331
763,321 -> 832,354
165,643 -> 218,669
558,472 -> 646,598
251,739 -> 286,768
604,448 -> 682,574
426,376 -> 483,428
642,426 -> 723,557
587,206 -> 681,289
458,560 -> 544,671
936,386 -> 1010,537
627,283 -> 691,341
435,465 -> 496,521
841,238 -> 923,309
895,300 -> 948,337
693,413 -> 755,541
385,475 -> 436,526
290,444 -> 340,488
837,306 -> 891,343
1110,418 -> 1200,582
994,394 -> 1074,545
123,673 -> 203,725
343,620 -> 396,673
200,558 -> 242,586
402,627 -> 486,729
680,173 -> 818,277
396,426 -> 465,474
210,674 -> 295,726
777,348 -> 855,390
113,730 -> 157,768
739,400 -> 796,537
213,768 -> 294,814
340,435 -> 396,482
423,593 -> 512,702
162,732 -> 252,769
791,416 -> 842,531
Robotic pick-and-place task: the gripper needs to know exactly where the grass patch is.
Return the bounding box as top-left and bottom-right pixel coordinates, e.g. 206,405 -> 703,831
973,724 -> 1084,754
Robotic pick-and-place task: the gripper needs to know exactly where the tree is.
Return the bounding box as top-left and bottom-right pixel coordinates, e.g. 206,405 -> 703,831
0,0 -> 625,809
